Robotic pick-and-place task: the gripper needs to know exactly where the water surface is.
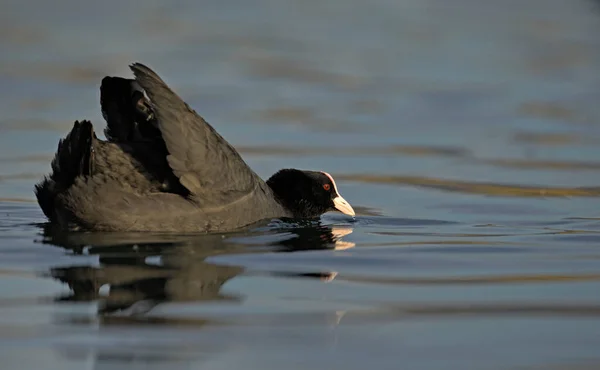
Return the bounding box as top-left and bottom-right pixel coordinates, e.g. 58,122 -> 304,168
1,0 -> 600,369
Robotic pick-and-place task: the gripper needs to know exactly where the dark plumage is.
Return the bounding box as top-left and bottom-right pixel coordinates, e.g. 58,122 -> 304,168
267,169 -> 353,218
35,63 -> 355,232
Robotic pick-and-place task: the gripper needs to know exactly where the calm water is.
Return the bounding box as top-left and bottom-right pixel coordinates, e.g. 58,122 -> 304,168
2,0 -> 600,369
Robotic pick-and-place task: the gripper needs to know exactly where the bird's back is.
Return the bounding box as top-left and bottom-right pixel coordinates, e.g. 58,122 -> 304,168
35,64 -> 290,232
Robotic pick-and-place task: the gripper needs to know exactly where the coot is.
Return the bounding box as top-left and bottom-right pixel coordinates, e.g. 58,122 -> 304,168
35,63 -> 355,232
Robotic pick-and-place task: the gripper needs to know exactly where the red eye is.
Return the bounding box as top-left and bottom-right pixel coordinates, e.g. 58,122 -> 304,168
323,184 -> 331,191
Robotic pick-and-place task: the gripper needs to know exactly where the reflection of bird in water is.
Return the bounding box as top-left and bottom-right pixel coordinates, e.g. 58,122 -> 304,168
272,225 -> 355,252
42,221 -> 354,315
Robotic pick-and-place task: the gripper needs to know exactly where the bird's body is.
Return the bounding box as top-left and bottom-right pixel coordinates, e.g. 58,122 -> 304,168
35,63 -> 354,232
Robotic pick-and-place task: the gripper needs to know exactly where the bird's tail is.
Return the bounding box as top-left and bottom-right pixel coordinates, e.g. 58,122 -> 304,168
35,120 -> 95,220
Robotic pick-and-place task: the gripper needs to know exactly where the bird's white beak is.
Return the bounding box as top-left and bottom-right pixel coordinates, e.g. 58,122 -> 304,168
332,195 -> 355,216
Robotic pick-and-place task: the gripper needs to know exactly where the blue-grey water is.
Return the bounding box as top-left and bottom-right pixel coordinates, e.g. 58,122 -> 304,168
2,0 -> 600,369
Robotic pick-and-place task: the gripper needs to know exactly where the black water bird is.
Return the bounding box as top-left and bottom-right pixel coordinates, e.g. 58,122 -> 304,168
35,63 -> 355,232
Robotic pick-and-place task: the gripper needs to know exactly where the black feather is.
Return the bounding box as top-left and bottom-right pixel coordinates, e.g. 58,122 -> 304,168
34,120 -> 94,220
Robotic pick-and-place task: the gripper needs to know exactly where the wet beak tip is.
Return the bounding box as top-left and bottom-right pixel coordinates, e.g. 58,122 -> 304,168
333,196 -> 355,217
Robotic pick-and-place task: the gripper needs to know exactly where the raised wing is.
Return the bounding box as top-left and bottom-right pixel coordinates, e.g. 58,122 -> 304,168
129,63 -> 264,205
100,76 -> 161,142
